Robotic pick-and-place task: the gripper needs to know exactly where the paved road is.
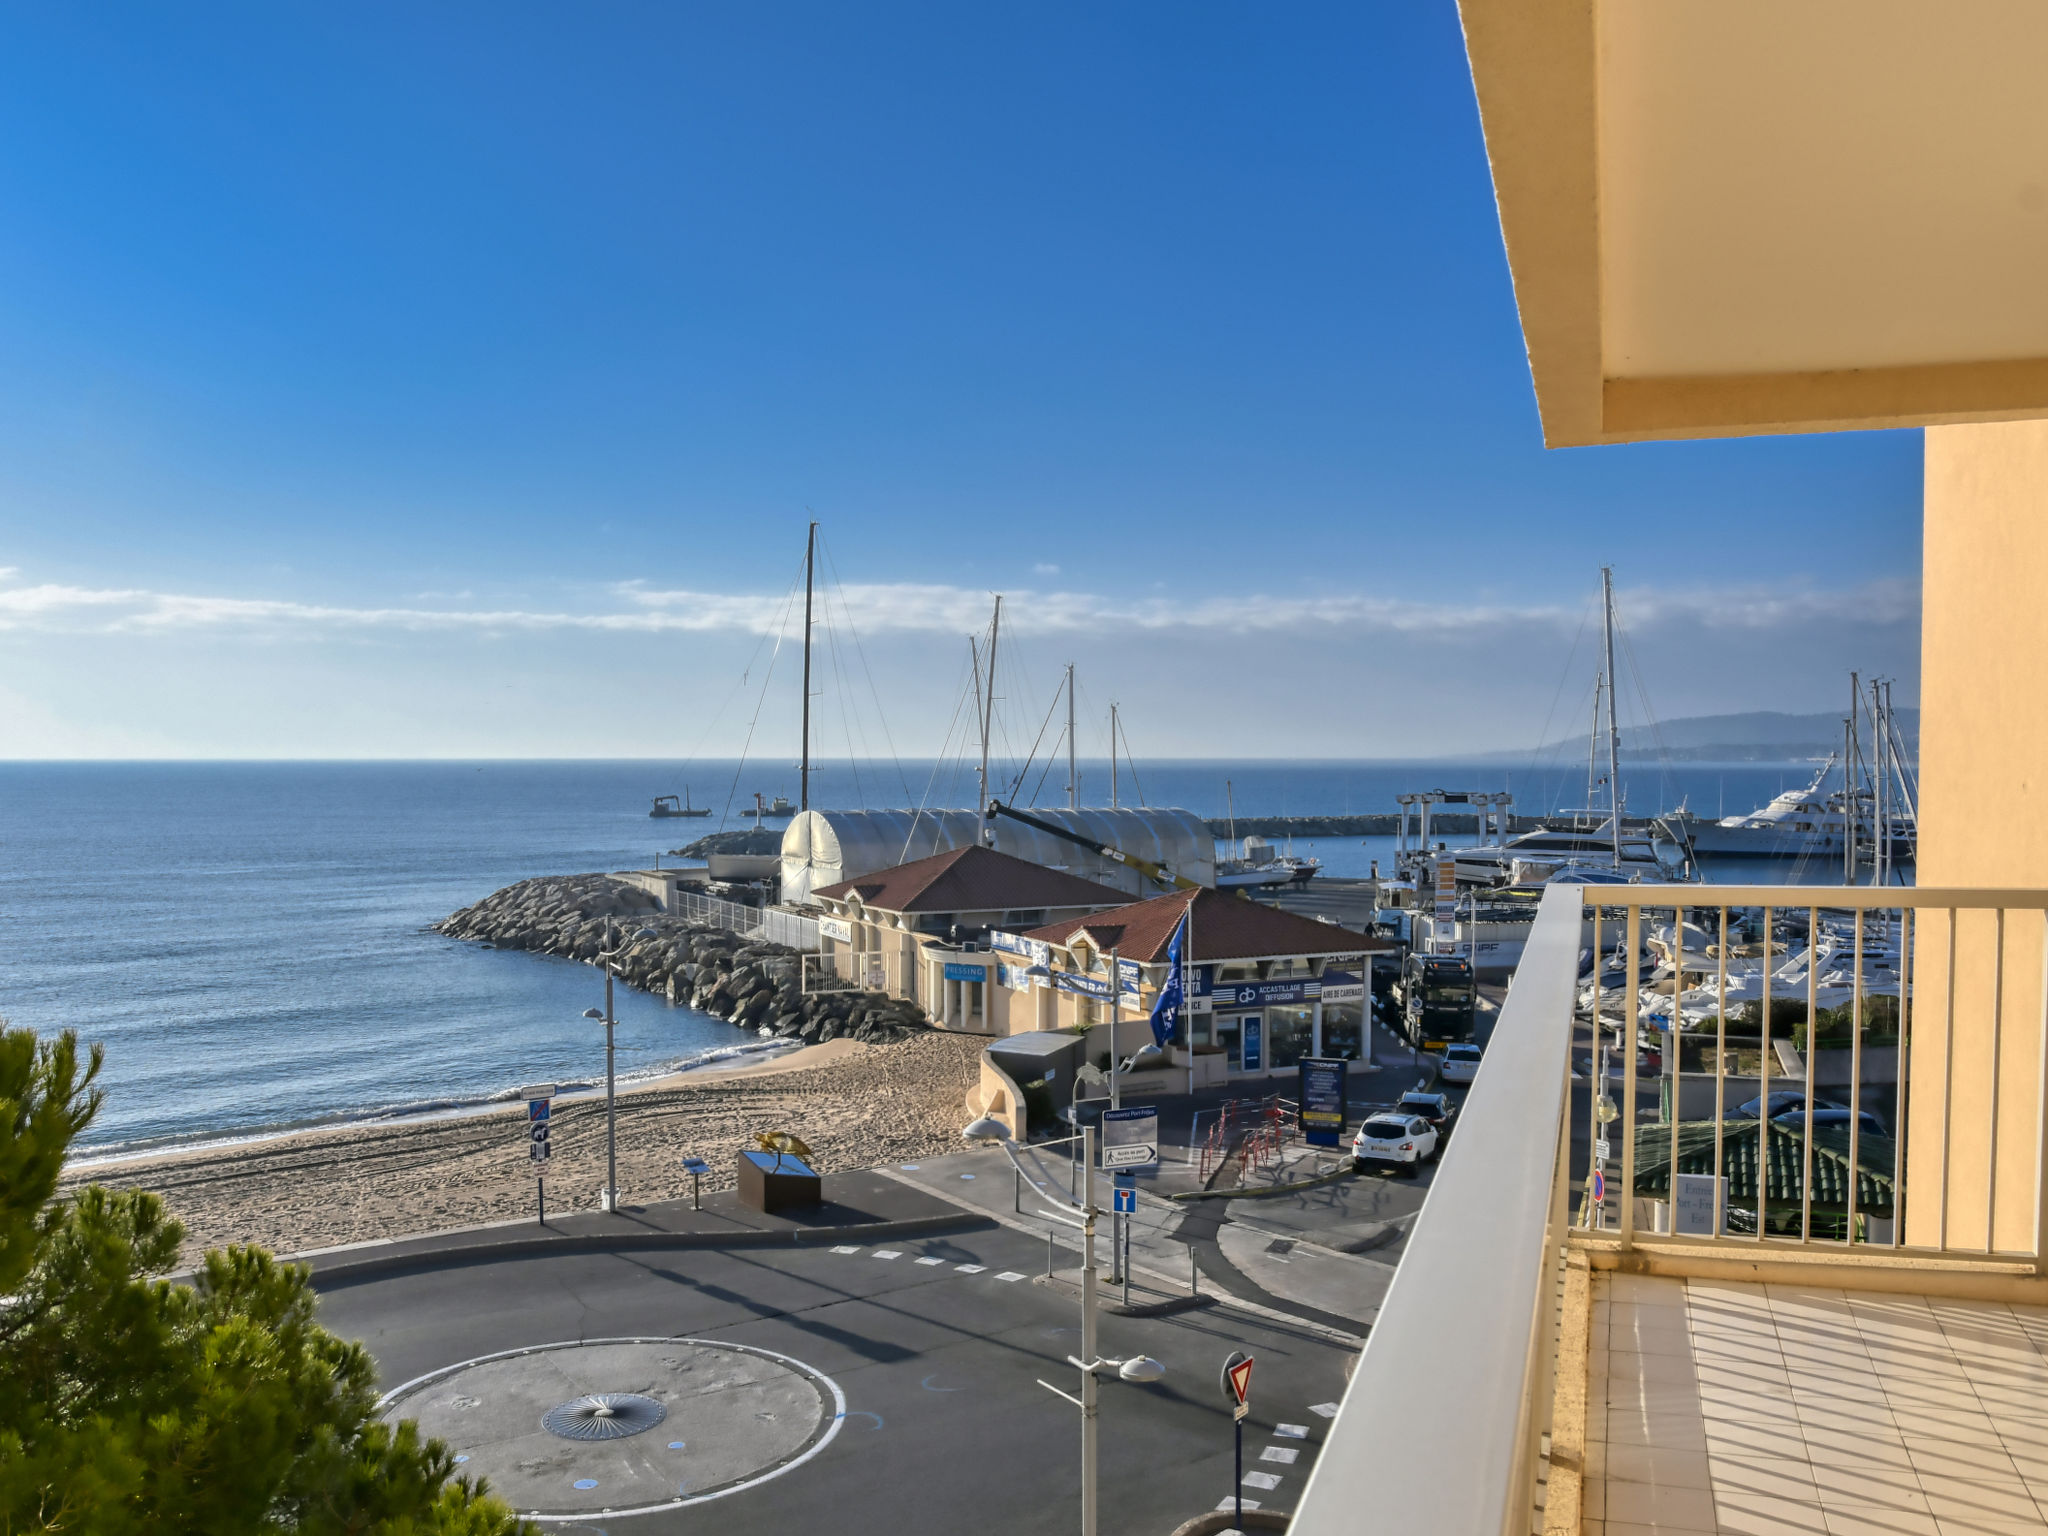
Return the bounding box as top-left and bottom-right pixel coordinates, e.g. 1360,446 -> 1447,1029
320,1222 -> 1355,1535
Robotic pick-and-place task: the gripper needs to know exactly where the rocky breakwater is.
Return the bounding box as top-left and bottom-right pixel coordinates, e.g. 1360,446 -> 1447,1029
434,873 -> 931,1046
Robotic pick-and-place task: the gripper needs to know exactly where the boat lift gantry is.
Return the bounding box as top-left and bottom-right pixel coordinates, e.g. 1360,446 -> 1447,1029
1395,791 -> 1515,864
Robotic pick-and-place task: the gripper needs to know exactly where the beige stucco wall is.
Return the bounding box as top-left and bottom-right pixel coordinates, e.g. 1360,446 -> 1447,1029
1910,420 -> 2048,1250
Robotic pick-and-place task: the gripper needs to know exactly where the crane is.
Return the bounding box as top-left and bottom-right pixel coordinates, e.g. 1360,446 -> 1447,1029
983,800 -> 1202,893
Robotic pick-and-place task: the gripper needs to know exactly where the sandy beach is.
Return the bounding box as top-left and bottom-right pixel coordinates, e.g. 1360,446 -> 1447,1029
61,1031 -> 985,1257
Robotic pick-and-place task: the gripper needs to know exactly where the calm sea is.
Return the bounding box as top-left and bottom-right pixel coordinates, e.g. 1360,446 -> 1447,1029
0,758 -> 1840,1154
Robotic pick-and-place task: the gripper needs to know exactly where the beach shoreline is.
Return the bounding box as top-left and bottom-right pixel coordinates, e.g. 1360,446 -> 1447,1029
64,1035 -> 856,1174
61,1032 -> 983,1257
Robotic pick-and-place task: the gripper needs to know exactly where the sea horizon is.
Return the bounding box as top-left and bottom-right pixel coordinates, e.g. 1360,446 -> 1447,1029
3,757 -> 1863,1155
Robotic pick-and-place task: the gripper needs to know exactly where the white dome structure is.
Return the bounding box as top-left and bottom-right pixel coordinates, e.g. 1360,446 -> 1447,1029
780,807 -> 1216,906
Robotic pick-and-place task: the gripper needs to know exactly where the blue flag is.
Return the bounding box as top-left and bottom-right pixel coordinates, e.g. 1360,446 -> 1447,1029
1148,913 -> 1188,1048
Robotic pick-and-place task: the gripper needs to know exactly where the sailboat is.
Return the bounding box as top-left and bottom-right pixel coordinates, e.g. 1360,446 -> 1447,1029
1434,568 -> 1687,889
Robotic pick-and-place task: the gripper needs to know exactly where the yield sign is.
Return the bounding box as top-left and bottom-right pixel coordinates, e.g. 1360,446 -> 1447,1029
1226,1355 -> 1254,1408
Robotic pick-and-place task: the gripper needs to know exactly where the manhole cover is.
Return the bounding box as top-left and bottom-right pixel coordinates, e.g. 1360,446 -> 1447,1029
542,1392 -> 668,1441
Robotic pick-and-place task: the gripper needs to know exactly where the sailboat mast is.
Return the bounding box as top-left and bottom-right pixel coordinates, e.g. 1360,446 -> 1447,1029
800,520 -> 816,813
1111,703 -> 1120,810
1067,663 -> 1077,810
979,597 -> 1001,843
1601,566 -> 1623,869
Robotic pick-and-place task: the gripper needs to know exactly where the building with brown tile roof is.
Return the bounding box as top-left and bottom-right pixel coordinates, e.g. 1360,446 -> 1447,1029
810,844 -> 1127,1032
995,888 -> 1394,1084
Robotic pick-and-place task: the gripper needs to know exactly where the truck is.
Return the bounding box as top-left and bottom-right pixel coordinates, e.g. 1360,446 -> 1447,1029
1392,954 -> 1477,1052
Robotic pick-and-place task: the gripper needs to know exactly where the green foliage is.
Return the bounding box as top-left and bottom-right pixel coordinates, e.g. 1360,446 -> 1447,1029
0,1024 -> 531,1536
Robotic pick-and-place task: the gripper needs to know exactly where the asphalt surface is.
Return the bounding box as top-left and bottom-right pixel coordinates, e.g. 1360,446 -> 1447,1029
320,1221 -> 1355,1535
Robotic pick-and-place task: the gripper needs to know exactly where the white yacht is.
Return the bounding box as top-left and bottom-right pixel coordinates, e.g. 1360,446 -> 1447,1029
1668,758 -> 1916,862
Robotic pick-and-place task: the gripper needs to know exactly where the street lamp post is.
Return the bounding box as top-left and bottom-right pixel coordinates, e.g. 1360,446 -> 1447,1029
962,1116 -> 1163,1536
583,917 -> 653,1215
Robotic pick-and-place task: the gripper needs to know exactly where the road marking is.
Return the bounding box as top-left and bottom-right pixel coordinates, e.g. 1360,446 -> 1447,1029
1260,1446 -> 1300,1464
1219,1499 -> 1263,1512
1309,1401 -> 1341,1417
994,1271 -> 1025,1282
848,1411 -> 884,1430
955,1264 -> 986,1273
920,1374 -> 963,1393
573,1479 -> 599,1490
914,1256 -> 945,1266
872,1250 -> 903,1260
1242,1471 -> 1282,1490
831,1245 -> 860,1254
1275,1423 -> 1309,1439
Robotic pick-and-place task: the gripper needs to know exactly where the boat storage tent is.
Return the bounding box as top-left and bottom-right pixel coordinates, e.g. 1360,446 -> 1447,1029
780,807 -> 1216,906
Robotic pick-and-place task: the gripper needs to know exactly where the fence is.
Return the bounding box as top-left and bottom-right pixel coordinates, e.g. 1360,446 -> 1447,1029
1576,883 -> 2048,1262
671,891 -> 820,952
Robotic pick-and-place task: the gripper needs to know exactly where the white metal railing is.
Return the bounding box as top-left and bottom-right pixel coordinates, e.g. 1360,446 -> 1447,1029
1293,884 -> 1582,1536
1577,885 -> 2048,1263
672,891 -> 820,952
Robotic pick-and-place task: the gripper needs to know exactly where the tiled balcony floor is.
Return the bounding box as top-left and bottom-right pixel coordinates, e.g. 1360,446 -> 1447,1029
1587,1272 -> 2048,1535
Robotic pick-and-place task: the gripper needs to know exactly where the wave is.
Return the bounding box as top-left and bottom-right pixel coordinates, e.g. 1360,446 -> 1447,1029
67,1037 -> 804,1168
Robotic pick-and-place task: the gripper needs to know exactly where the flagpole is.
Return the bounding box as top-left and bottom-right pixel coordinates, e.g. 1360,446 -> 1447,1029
1185,897 -> 1196,1097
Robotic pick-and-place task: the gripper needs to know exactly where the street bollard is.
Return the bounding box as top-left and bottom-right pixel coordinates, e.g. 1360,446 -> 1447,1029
1047,1226 -> 1056,1278
1190,1244 -> 1198,1297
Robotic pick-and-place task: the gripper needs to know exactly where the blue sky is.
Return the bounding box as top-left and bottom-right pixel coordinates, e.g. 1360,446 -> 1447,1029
0,3 -> 1922,758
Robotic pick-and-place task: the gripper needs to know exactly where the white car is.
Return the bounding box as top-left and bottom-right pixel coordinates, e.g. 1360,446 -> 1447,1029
1438,1043 -> 1483,1085
1352,1113 -> 1439,1175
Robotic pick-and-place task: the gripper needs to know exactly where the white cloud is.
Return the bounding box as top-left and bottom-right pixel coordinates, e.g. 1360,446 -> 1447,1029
1032,562 -> 1060,575
0,569 -> 1918,644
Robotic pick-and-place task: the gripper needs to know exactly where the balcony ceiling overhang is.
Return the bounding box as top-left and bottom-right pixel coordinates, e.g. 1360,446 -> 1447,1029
1459,0 -> 2048,445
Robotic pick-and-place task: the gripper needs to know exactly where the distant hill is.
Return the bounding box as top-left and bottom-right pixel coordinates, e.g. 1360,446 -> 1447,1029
1517,709 -> 1919,763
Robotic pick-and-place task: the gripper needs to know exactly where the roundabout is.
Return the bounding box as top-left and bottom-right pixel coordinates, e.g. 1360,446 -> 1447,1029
377,1337 -> 845,1521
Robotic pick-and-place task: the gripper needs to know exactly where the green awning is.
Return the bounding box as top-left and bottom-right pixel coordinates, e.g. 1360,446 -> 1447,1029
1631,1119 -> 1895,1216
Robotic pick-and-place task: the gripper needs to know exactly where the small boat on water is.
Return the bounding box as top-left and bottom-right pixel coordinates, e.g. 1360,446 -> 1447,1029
1215,834 -> 1321,889
742,793 -> 796,820
650,788 -> 713,819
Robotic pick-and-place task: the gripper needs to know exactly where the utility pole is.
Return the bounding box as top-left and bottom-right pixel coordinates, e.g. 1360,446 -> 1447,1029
800,520 -> 816,813
1080,1124 -> 1100,1536
1601,567 -> 1623,869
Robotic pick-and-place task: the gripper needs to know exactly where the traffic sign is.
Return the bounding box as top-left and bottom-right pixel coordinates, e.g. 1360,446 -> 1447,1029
1590,1169 -> 1606,1203
530,1137 -> 551,1163
1102,1105 -> 1160,1168
1221,1350 -> 1254,1418
1113,1186 -> 1137,1216
529,1099 -> 551,1122
1593,1136 -> 1610,1162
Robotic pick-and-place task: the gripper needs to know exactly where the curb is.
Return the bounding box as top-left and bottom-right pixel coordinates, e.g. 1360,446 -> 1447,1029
1030,1271 -> 1219,1319
1169,1509 -> 1290,1534
302,1211 -> 998,1286
1170,1164 -> 1358,1203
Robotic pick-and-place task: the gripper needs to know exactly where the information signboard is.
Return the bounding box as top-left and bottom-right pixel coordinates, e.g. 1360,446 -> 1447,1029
1101,1105 -> 1160,1169
1297,1058 -> 1348,1148
1241,1017 -> 1263,1073
1673,1173 -> 1724,1236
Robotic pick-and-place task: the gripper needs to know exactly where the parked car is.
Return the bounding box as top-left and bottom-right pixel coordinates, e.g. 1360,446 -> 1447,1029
1734,1090 -> 1845,1120
1398,1089 -> 1457,1137
1774,1106 -> 1886,1137
1438,1043 -> 1483,1085
1352,1113 -> 1438,1175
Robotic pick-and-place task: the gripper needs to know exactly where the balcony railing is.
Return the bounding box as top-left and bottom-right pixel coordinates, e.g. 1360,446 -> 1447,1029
1293,882 -> 2048,1536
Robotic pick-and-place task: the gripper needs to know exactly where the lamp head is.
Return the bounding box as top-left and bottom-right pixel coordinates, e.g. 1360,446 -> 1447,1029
1117,1356 -> 1166,1384
961,1115 -> 1012,1143
582,1007 -> 604,1020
